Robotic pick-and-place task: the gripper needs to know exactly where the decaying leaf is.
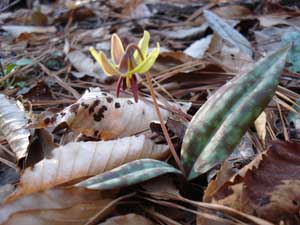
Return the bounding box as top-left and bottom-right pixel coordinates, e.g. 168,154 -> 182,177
34,89 -> 187,140
6,135 -> 168,202
203,10 -> 252,56
0,94 -> 30,160
208,141 -> 300,225
76,159 -> 182,190
181,46 -> 289,179
0,187 -> 116,224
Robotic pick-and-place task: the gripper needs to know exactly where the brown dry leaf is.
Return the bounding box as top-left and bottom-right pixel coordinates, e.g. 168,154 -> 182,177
0,94 -> 30,160
208,141 -> 300,224
0,187 -> 116,224
7,135 -> 168,202
34,89 -> 186,140
99,213 -> 156,225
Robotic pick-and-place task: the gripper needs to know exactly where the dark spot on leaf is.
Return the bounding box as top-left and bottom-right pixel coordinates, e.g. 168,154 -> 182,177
102,92 -> 107,96
106,97 -> 113,103
60,112 -> 66,116
70,103 -> 80,113
142,109 -> 145,115
94,130 -> 99,136
115,102 -> 120,108
81,102 -> 89,109
89,99 -> 101,114
292,200 -> 298,206
50,114 -> 58,123
44,117 -> 51,125
127,100 -> 133,105
93,105 -> 108,122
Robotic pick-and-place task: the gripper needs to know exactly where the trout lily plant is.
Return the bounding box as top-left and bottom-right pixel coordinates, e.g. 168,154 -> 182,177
90,31 -> 160,102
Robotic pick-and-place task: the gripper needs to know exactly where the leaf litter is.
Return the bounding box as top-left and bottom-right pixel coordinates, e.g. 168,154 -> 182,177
0,1 -> 300,224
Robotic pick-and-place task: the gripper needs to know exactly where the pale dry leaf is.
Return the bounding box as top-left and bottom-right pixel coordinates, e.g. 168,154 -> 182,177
0,187 -> 115,224
99,213 -> 156,225
0,94 -> 30,160
6,135 -> 168,202
254,112 -> 267,146
157,24 -> 208,40
1,25 -> 56,37
35,89 -> 186,140
203,10 -> 252,56
184,35 -> 213,59
67,50 -> 107,80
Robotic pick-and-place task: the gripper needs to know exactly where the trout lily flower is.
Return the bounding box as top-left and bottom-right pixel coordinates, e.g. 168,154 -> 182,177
90,31 -> 160,102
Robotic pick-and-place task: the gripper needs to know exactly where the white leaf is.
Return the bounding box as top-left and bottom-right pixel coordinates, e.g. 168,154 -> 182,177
1,25 -> 56,37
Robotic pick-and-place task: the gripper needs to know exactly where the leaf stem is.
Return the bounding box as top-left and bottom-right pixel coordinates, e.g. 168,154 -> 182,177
145,72 -> 186,175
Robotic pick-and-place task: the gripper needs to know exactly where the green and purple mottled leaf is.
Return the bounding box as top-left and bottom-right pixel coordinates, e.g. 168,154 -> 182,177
75,159 -> 182,190
181,46 -> 289,180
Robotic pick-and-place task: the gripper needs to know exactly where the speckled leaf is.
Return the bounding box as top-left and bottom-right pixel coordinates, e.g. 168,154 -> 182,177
203,10 -> 252,56
6,135 -> 168,202
76,159 -> 182,190
34,88 -> 188,140
181,46 -> 289,180
0,94 -> 30,160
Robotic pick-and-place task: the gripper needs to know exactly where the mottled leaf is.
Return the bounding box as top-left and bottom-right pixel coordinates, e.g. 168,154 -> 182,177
207,141 -> 300,225
0,94 -> 30,160
0,187 -> 115,224
181,46 -> 289,179
6,135 -> 168,202
203,10 -> 252,56
76,159 -> 182,190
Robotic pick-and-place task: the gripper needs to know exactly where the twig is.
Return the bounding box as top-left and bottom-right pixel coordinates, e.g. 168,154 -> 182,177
0,0 -> 21,13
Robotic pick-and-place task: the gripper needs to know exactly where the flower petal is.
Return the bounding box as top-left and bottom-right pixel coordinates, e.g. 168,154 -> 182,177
131,42 -> 160,74
111,34 -> 124,65
134,31 -> 150,63
90,47 -> 120,76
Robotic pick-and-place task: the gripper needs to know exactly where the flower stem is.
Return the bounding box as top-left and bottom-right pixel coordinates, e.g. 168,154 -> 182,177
145,72 -> 186,175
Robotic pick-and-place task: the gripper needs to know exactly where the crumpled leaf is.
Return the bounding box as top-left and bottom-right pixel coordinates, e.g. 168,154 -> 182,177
99,213 -> 156,225
0,187 -> 115,224
203,10 -> 252,56
76,159 -> 182,190
0,94 -> 30,160
207,141 -> 300,225
6,135 -> 168,202
34,89 -> 187,140
181,46 -> 289,179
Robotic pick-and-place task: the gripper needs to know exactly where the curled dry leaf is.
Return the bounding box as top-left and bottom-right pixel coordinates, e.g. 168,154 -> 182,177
254,112 -> 267,146
207,141 -> 300,225
0,94 -> 30,160
6,135 -> 168,202
0,187 -> 115,225
34,89 -> 185,140
1,25 -> 56,37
